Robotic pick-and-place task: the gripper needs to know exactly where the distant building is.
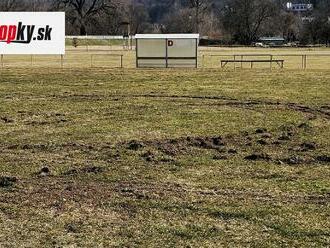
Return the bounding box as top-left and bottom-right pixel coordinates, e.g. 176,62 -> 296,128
259,37 -> 285,46
286,2 -> 313,12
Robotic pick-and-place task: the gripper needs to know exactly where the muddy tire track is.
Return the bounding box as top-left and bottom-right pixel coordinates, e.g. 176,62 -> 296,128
44,93 -> 330,119
124,94 -> 330,120
3,176 -> 329,208
1,122 -> 329,167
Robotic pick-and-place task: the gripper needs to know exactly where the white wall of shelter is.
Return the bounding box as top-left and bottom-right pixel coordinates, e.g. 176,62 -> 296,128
135,34 -> 199,68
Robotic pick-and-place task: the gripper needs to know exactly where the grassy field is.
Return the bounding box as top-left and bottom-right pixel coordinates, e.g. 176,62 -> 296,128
0,51 -> 330,247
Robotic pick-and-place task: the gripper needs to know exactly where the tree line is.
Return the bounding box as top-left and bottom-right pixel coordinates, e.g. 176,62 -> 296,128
1,0 -> 330,45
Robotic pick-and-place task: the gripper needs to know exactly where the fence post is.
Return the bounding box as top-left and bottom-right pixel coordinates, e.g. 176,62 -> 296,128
91,54 -> 93,68
120,55 -> 123,68
233,55 -> 236,71
1,55 -> 3,69
304,55 -> 307,69
270,55 -> 273,71
86,38 -> 89,52
202,54 -> 204,69
61,55 -> 64,68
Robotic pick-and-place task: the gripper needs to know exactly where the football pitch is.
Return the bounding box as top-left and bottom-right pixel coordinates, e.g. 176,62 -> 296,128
0,48 -> 329,247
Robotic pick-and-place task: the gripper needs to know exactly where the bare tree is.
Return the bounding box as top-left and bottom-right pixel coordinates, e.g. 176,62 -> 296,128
54,0 -> 113,35
220,0 -> 277,45
189,0 -> 209,33
301,0 -> 330,45
277,12 -> 300,42
0,0 -> 22,10
27,0 -> 52,11
128,3 -> 151,34
162,8 -> 195,33
0,0 -> 50,11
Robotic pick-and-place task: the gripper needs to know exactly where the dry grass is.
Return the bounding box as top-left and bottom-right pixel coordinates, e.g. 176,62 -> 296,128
0,51 -> 329,247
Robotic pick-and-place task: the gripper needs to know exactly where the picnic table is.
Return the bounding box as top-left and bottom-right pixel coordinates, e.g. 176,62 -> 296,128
221,54 -> 284,68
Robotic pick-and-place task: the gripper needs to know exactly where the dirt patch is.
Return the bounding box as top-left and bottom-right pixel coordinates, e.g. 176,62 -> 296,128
211,137 -> 225,146
191,137 -> 215,149
261,133 -> 272,139
141,151 -> 155,162
257,139 -> 268,145
37,167 -> 51,177
298,123 -> 311,129
213,155 -> 228,160
244,153 -> 271,161
82,166 -> 105,173
138,136 -> 226,158
140,150 -> 175,163
1,120 -> 324,170
127,140 -> 145,150
26,119 -> 68,126
64,223 -> 82,233
278,135 -> 291,141
0,116 -> 14,123
0,176 -> 17,188
114,181 -> 186,201
120,187 -> 150,200
316,155 -> 330,163
63,166 -> 106,175
228,148 -> 238,154
300,142 -> 317,151
255,128 -> 267,134
283,155 -> 311,165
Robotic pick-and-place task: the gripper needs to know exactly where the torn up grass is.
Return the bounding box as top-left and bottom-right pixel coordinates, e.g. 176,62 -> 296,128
0,68 -> 329,247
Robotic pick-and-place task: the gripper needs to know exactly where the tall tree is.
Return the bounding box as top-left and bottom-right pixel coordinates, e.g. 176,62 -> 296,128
0,0 -> 22,10
310,0 -> 330,45
189,0 -> 209,33
128,3 -> 151,34
54,0 -> 113,35
220,0 -> 277,44
162,8 -> 195,33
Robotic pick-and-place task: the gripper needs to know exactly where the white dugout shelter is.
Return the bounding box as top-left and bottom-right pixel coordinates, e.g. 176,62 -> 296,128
135,34 -> 199,68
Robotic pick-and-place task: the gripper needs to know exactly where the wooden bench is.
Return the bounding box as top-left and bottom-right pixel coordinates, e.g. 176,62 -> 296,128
221,59 -> 284,69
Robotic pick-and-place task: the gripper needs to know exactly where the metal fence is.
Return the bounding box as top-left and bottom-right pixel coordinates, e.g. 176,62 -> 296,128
1,51 -> 330,70
0,53 -> 124,69
200,53 -> 330,70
